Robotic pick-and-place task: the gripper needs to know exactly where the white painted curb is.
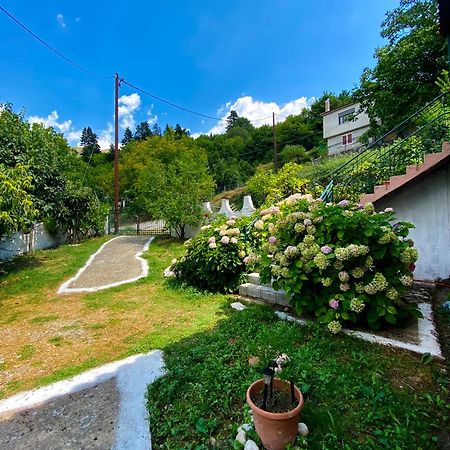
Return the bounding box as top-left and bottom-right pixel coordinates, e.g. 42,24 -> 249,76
275,302 -> 442,357
58,236 -> 154,294
0,351 -> 165,450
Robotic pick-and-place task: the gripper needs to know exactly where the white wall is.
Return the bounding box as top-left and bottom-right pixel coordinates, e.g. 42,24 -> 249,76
0,223 -> 65,261
375,164 -> 450,280
323,103 -> 370,139
327,127 -> 368,156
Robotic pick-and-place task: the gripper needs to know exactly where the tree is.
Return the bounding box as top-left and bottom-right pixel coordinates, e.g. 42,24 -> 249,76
279,145 -> 311,165
80,126 -> 101,162
0,164 -> 38,240
354,0 -> 447,134
152,123 -> 161,136
121,137 -> 214,238
121,127 -> 133,145
0,106 -> 107,242
134,121 -> 152,141
226,110 -> 239,132
174,123 -> 190,139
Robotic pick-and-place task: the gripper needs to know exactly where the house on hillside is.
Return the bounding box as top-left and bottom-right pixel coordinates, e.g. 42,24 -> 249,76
321,100 -> 370,156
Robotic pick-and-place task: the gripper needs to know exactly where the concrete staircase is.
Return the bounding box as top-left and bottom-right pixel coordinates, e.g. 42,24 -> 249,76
360,142 -> 450,204
238,273 -> 290,307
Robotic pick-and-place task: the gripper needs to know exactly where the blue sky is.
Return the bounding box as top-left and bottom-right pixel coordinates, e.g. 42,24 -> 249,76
0,0 -> 397,147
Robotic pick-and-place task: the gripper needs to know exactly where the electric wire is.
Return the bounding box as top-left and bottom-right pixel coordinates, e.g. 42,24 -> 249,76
0,5 -> 112,79
122,78 -> 275,124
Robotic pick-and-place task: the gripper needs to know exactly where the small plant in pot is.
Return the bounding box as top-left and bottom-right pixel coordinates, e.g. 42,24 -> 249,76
246,354 -> 304,450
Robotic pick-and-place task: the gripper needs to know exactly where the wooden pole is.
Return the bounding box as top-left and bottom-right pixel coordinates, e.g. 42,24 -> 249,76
272,112 -> 278,174
114,73 -> 120,234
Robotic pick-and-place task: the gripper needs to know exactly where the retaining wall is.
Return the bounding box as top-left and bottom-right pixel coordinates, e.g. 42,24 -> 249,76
0,223 -> 66,261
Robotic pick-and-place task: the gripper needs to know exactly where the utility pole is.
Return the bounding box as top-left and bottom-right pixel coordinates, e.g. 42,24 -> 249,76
272,112 -> 278,174
114,73 -> 120,234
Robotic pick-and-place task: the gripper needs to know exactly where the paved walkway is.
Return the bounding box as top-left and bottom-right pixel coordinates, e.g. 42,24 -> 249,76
58,235 -> 153,294
0,351 -> 165,450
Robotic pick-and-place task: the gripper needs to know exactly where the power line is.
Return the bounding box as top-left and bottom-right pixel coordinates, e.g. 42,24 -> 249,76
122,79 -> 227,121
0,5 -> 112,79
122,78 -> 275,124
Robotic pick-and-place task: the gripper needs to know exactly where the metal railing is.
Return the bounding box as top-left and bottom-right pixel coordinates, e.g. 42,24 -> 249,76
317,92 -> 450,202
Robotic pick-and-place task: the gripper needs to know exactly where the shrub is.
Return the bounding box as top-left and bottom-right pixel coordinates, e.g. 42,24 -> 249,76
256,194 -> 421,330
171,215 -> 253,292
246,162 -> 309,207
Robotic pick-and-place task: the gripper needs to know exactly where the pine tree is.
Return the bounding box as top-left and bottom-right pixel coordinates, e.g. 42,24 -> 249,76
80,126 -> 101,163
121,127 -> 133,145
226,110 -> 239,132
134,121 -> 153,141
152,123 -> 161,136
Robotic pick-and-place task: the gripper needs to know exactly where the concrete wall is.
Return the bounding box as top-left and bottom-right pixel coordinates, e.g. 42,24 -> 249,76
323,102 -> 370,156
375,164 -> 450,280
323,103 -> 370,139
0,223 -> 65,261
327,127 -> 368,156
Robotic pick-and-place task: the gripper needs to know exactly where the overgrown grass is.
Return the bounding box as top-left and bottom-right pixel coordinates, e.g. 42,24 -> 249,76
0,237 -> 230,398
148,303 -> 449,449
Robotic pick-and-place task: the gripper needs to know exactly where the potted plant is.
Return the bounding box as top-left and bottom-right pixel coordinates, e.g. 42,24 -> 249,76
246,355 -> 304,450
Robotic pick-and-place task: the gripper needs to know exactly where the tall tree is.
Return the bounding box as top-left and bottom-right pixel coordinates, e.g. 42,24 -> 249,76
134,121 -> 153,141
225,110 -> 239,132
121,127 -> 133,145
80,126 -> 101,162
174,123 -> 190,139
355,0 -> 447,135
121,137 -> 214,238
152,123 -> 162,136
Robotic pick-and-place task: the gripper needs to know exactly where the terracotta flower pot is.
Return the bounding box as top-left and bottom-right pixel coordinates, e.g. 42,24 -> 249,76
246,378 -> 304,450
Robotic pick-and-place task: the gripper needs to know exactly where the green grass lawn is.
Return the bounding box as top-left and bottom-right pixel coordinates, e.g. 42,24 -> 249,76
0,237 -> 230,398
147,304 -> 450,449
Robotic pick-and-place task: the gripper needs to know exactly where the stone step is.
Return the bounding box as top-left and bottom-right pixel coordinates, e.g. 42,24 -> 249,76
247,272 -> 261,285
239,282 -> 290,307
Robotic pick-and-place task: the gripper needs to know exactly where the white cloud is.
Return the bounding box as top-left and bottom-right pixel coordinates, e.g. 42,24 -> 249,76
28,111 -> 83,146
118,93 -> 141,130
56,13 -> 66,28
29,110 -> 73,133
147,106 -> 158,126
75,17 -> 82,23
97,123 -> 114,149
204,95 -> 312,135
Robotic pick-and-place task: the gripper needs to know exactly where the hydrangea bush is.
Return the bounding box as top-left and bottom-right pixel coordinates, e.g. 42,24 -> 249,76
256,194 -> 421,331
170,215 -> 253,292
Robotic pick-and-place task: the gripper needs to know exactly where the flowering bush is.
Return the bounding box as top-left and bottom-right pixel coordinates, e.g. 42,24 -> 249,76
257,194 -> 421,330
170,215 -> 253,292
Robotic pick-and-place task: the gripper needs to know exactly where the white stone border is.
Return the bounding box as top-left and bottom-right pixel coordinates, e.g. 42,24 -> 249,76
0,351 -> 165,450
275,303 -> 442,358
58,236 -> 154,294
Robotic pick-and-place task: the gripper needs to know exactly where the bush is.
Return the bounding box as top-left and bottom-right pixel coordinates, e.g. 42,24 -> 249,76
171,216 -> 253,292
256,194 -> 421,331
246,162 -> 309,207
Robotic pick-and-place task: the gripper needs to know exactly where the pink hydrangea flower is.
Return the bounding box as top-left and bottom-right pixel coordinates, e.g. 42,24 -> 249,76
268,236 -> 277,245
221,236 -> 230,244
384,207 -> 394,213
304,219 -> 312,226
338,200 -> 349,206
208,236 -> 216,244
321,245 -> 332,255
329,299 -> 339,309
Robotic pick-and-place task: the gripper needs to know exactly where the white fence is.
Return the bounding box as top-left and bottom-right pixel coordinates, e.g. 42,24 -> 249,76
0,223 -> 66,262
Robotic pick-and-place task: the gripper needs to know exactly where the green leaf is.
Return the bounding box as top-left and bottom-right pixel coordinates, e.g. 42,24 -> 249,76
195,418 -> 208,434
387,306 -> 397,315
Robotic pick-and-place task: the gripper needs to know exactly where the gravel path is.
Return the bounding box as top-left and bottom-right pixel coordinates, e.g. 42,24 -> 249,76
58,235 -> 153,294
